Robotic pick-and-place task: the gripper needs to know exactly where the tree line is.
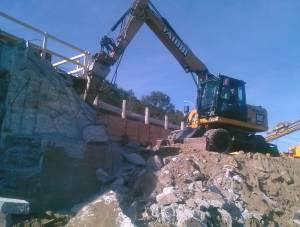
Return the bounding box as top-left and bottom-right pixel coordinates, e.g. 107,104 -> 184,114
99,80 -> 184,125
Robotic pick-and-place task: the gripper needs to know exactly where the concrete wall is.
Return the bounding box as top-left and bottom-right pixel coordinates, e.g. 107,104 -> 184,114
97,113 -> 171,146
93,100 -> 179,146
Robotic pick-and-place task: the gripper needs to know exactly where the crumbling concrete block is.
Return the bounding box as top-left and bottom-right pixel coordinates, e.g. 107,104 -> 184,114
0,197 -> 29,214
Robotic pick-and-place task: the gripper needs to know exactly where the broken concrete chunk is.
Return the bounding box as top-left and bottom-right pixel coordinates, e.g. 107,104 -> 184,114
160,204 -> 178,224
293,211 -> 300,225
176,205 -> 195,225
0,197 -> 29,214
147,155 -> 164,171
156,187 -> 182,206
67,191 -> 133,227
82,125 -> 108,143
233,175 -> 243,183
122,152 -> 146,166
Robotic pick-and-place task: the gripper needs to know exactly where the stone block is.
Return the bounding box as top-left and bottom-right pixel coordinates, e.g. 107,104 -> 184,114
147,155 -> 164,171
0,197 -> 29,214
82,125 -> 108,143
122,152 -> 145,166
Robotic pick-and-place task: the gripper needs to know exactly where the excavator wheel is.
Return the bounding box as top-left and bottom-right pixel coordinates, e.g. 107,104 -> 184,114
205,129 -> 232,153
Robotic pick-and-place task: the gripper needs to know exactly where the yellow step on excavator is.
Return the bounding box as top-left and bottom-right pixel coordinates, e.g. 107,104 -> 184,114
85,0 -> 278,155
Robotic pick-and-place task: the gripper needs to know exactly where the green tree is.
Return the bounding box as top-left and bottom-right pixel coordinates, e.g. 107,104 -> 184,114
141,91 -> 175,117
98,82 -> 183,125
141,91 -> 183,124
169,110 -> 184,125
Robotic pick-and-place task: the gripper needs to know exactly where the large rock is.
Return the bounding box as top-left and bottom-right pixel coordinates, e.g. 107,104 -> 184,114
0,197 -> 29,227
67,191 -> 134,227
0,41 -> 103,158
147,155 -> 164,171
0,40 -> 111,208
122,152 -> 146,166
82,125 -> 108,143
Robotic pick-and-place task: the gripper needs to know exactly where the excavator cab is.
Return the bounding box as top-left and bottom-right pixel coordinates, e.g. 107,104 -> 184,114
198,75 -> 247,122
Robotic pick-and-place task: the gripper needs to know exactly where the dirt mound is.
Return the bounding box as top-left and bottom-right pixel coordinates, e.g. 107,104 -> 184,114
15,141 -> 298,226
62,144 -> 300,226
132,145 -> 300,226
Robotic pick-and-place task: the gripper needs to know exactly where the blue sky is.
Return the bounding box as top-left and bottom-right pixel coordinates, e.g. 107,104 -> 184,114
1,0 -> 300,151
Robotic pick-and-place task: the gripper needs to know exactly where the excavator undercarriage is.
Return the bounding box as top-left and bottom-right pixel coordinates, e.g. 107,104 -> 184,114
156,126 -> 278,155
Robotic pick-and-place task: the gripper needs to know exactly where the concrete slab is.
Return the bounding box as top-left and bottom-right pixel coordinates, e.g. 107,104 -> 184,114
0,197 -> 29,214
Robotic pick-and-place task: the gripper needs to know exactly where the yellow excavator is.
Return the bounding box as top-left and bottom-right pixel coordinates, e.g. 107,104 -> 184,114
85,0 -> 278,155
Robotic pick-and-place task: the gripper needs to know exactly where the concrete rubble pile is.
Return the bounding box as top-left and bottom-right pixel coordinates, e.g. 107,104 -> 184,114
68,146 -> 300,227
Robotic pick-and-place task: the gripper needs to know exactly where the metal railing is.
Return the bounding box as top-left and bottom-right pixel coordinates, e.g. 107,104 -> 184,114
265,120 -> 300,142
94,99 -> 180,130
0,11 -> 91,78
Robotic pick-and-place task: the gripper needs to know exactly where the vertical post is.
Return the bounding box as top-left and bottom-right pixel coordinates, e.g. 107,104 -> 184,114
83,51 -> 89,78
76,58 -> 80,70
41,32 -> 48,58
180,121 -> 185,130
164,115 -> 168,130
145,107 -> 149,125
121,100 -> 127,119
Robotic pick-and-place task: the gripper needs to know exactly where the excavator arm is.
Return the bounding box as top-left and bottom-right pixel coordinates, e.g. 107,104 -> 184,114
144,1 -> 209,79
84,0 -> 214,105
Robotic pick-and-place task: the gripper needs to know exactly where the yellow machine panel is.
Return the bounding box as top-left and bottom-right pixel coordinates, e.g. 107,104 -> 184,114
187,105 -> 268,133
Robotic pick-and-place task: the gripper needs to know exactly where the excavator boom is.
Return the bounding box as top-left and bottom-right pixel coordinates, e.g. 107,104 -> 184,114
84,0 -> 214,105
108,0 -> 209,79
